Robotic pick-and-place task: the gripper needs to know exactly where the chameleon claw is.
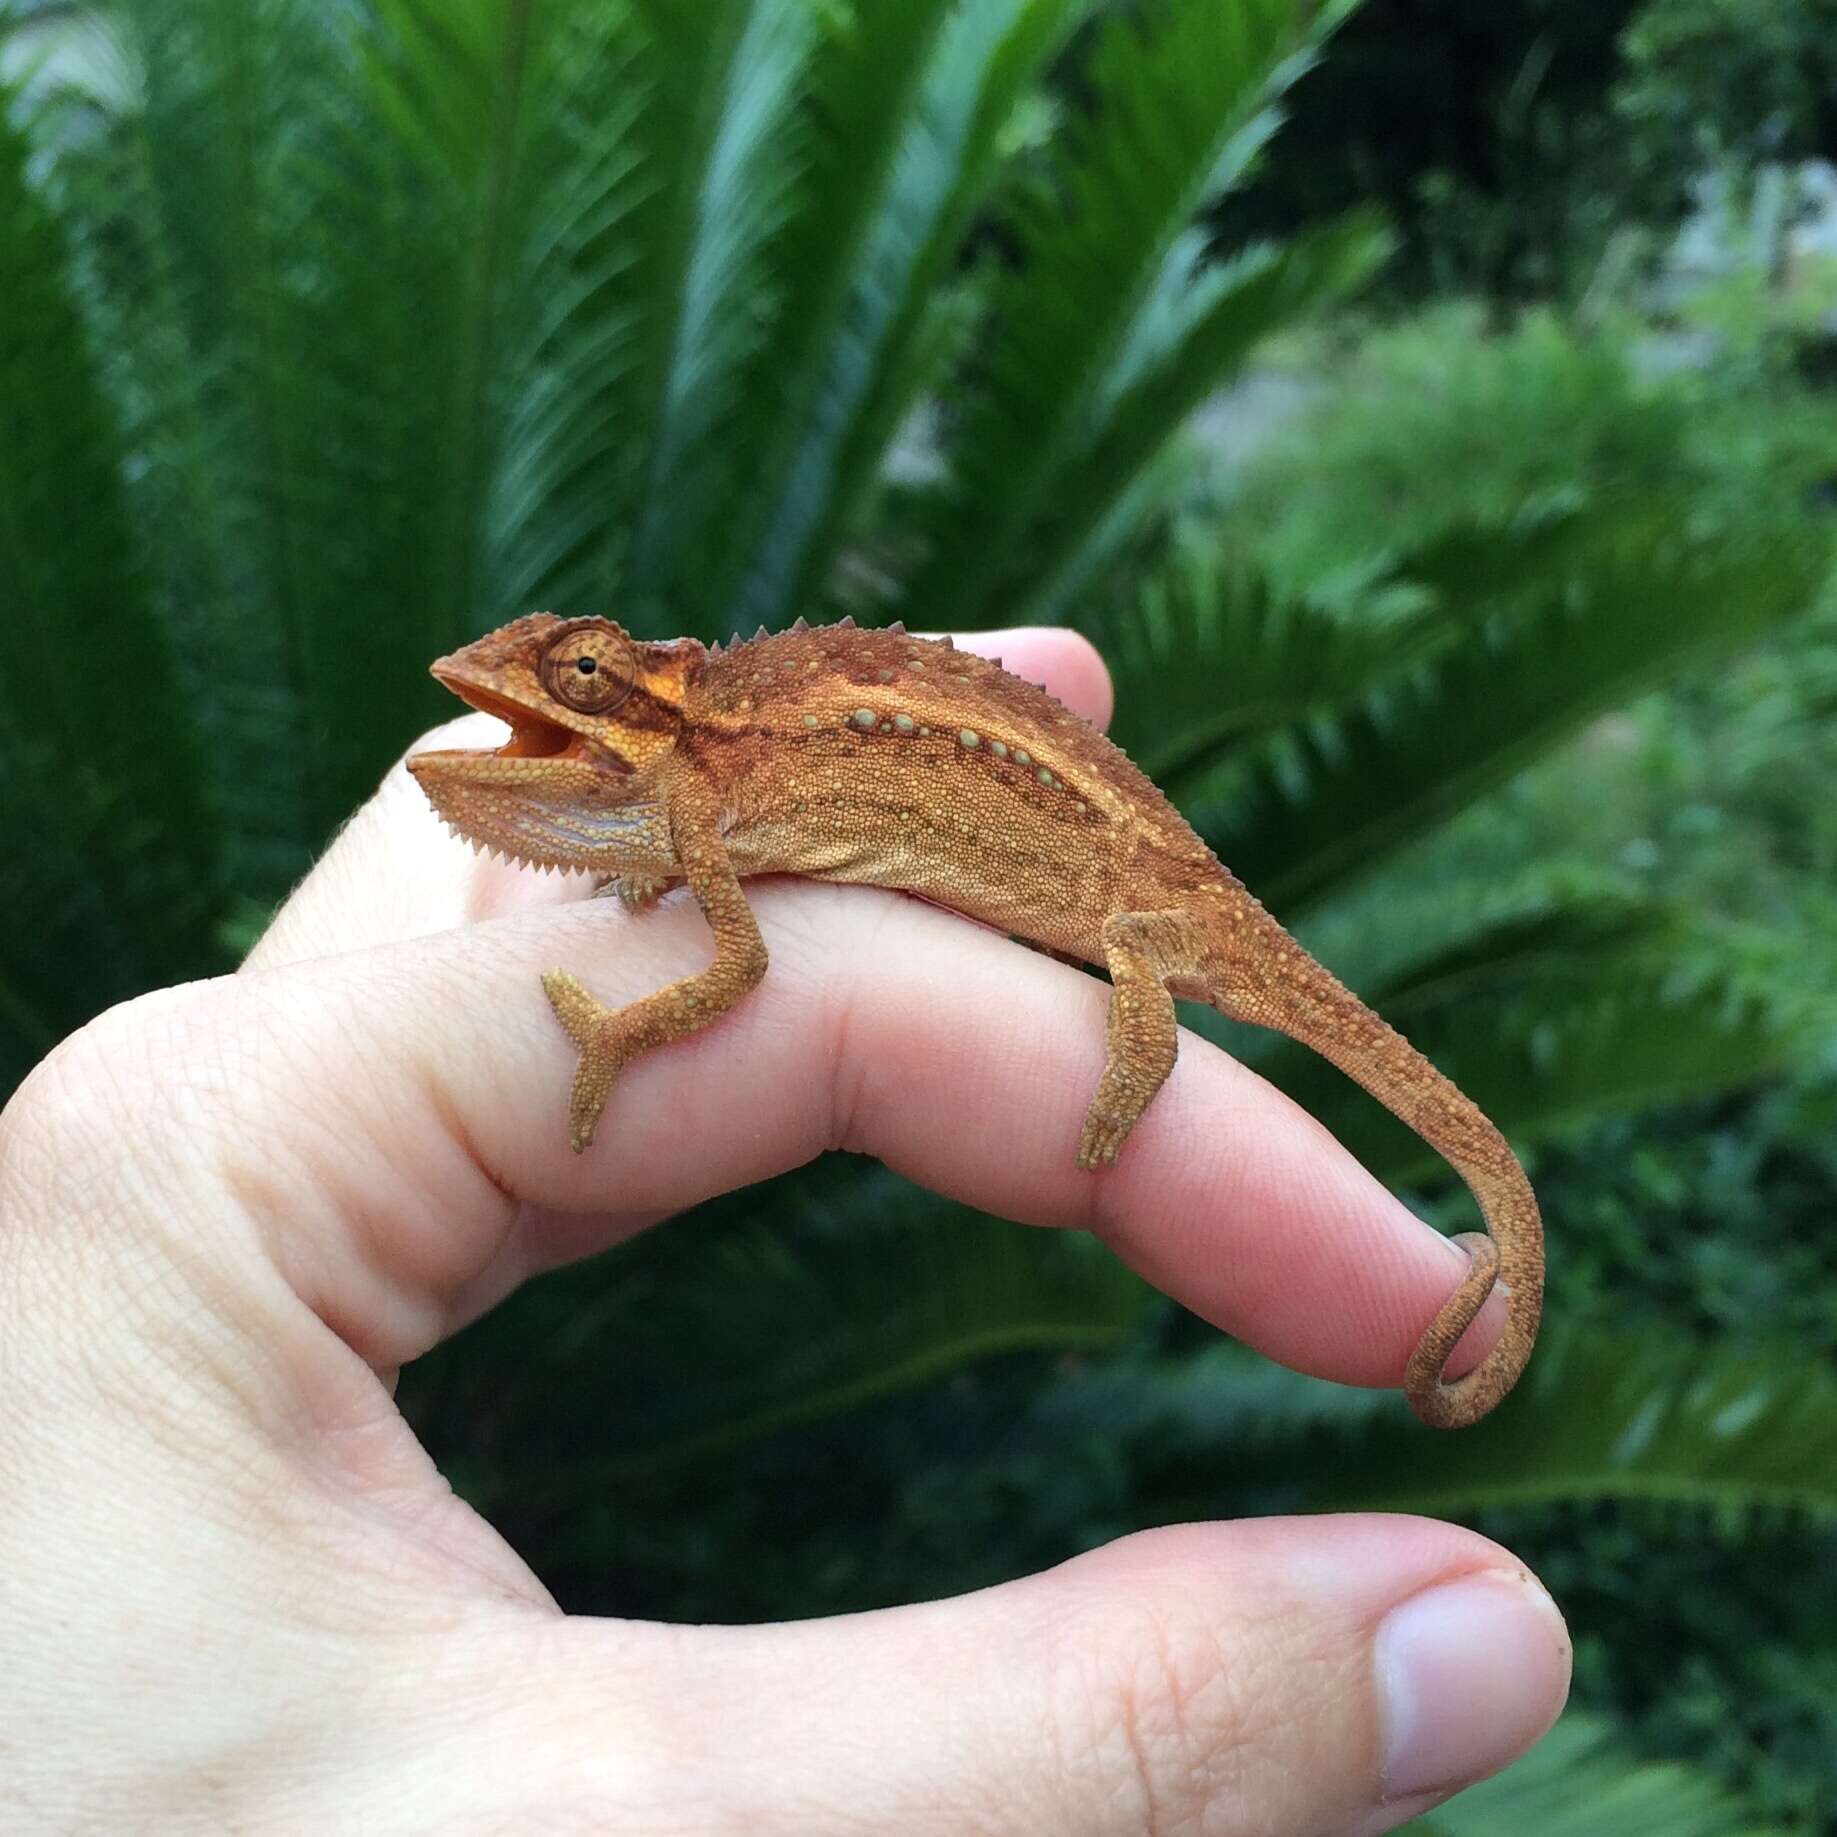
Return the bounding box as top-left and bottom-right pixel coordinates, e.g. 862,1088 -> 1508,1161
593,872 -> 669,910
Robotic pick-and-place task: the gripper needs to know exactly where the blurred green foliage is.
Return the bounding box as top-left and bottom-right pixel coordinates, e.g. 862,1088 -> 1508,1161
1225,0 -> 1837,299
4,0 -> 1837,1825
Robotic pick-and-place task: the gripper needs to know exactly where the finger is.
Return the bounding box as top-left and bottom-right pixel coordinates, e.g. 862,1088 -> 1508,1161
246,627 -> 1110,972
86,869 -> 1502,1394
493,1518 -> 1569,1834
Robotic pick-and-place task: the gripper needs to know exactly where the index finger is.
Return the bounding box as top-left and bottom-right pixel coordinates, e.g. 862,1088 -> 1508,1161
140,882 -> 1491,1404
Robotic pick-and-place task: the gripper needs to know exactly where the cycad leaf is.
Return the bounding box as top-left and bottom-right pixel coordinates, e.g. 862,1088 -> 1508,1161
1007,207 -> 1390,624
724,0 -> 1087,631
1092,510 -> 1615,793
0,82 -> 220,1080
65,0 -> 604,863
1036,1321 -> 1837,1526
617,0 -> 816,622
1287,861 -> 1669,1016
476,5 -> 651,614
1218,889 -> 1827,1186
1403,1712 -> 1792,1836
75,0 -> 346,866
1195,505 -> 1834,912
360,0 -> 558,643
1300,1321 -> 1837,1524
1093,535 -> 1441,782
402,1157 -> 1154,1502
909,0 -> 1358,627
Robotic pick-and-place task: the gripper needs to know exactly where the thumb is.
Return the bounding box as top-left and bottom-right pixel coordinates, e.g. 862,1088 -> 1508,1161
488,1517 -> 1569,1834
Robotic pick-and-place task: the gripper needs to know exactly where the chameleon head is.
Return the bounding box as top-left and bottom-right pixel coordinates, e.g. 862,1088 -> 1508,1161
407,613 -> 697,871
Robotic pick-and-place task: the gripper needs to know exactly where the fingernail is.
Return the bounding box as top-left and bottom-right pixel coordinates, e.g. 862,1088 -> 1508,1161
1375,1571 -> 1571,1800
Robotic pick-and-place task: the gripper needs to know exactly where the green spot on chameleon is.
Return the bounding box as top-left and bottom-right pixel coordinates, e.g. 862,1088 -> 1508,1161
852,708 -> 876,730
803,714 -> 820,729
893,713 -> 915,733
960,729 -> 980,749
1013,749 -> 1031,767
990,740 -> 1008,759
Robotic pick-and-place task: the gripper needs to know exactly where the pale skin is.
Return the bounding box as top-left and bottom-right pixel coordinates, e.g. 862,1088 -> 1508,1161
410,615 -> 1542,1428
0,631 -> 1569,1834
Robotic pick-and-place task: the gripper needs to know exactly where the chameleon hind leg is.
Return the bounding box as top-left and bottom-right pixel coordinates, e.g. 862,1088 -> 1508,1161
543,797 -> 767,1152
1078,909 -> 1197,1169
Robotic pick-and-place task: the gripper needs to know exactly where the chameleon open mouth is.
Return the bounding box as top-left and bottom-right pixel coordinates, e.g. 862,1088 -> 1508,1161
429,670 -> 584,760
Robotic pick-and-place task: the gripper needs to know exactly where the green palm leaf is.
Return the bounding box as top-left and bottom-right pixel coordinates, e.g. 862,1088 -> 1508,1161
1094,532 -> 1442,780
1223,885 -> 1827,1183
1037,1322 -> 1837,1526
1194,504 -> 1833,912
403,1156 -> 1154,1503
721,0 -> 1086,632
908,0 -> 1360,628
0,81 -> 219,1081
1402,1712 -> 1793,1836
615,0 -> 816,623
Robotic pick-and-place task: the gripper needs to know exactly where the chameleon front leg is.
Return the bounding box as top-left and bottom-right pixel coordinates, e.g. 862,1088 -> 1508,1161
1078,909 -> 1195,1168
542,790 -> 767,1152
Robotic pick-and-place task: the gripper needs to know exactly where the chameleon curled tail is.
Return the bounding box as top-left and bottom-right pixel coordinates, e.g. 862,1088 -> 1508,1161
1205,897 -> 1543,1430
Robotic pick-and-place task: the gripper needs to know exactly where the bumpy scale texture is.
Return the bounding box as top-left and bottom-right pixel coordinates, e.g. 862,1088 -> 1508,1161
410,615 -> 1544,1429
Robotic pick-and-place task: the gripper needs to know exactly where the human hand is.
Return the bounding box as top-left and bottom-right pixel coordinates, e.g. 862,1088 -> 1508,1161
0,628 -> 1568,1834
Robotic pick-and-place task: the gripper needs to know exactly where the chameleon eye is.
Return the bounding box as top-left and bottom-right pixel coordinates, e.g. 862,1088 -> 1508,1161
542,623 -> 634,714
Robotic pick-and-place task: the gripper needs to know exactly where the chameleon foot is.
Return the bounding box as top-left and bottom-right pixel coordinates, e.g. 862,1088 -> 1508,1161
1077,1109 -> 1130,1169
594,873 -> 671,911
541,969 -> 623,1152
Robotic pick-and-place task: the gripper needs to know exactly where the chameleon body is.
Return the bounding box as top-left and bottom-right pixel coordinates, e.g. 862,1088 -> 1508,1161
409,614 -> 1543,1429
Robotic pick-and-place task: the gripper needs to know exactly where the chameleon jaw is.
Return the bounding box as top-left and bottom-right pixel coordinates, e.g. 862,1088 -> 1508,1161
426,672 -> 590,761
406,731 -> 650,877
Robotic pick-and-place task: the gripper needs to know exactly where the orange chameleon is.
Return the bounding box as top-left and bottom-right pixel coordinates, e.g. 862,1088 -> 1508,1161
410,614 -> 1542,1429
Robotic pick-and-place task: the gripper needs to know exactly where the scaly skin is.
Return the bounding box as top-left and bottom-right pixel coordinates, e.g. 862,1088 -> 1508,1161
409,613 -> 1543,1429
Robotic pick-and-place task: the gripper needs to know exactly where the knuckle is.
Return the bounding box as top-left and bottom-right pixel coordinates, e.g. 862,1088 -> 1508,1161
3,999 -> 155,1192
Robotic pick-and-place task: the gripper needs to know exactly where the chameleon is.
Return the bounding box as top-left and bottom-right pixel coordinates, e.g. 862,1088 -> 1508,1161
408,613 -> 1543,1429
